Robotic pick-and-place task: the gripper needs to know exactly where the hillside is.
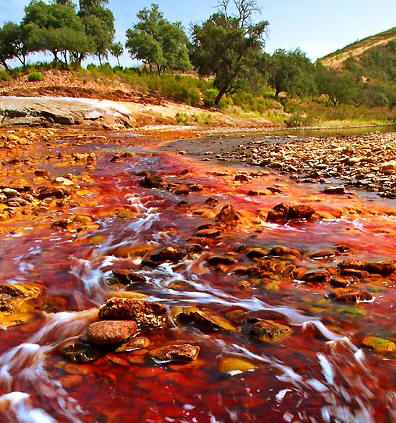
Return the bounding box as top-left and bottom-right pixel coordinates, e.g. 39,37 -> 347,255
320,26 -> 396,69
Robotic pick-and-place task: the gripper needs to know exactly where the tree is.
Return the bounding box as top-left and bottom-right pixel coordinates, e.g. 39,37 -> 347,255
267,49 -> 316,98
190,0 -> 268,105
110,41 -> 123,66
125,4 -> 191,73
23,0 -> 88,65
315,66 -> 357,106
78,0 -> 115,64
0,22 -> 28,69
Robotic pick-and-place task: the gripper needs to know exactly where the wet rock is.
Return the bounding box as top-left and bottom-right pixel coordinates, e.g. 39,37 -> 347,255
244,319 -> 292,343
195,228 -> 221,238
115,336 -> 150,352
246,248 -> 267,260
139,172 -> 166,189
87,320 -> 137,345
173,307 -> 235,332
37,185 -> 70,199
189,184 -> 203,192
330,276 -> 352,287
302,270 -> 329,283
148,246 -> 186,263
60,338 -> 100,363
53,176 -> 74,187
311,250 -> 338,259
216,204 -> 240,226
267,202 -> 315,221
207,255 -> 238,266
340,268 -> 368,279
150,344 -> 200,363
268,246 -> 301,258
234,174 -> 249,182
361,336 -> 396,353
112,268 -> 147,285
338,259 -> 396,277
329,288 -> 373,303
99,297 -> 168,330
323,186 -> 346,194
205,197 -> 219,207
218,357 -> 258,375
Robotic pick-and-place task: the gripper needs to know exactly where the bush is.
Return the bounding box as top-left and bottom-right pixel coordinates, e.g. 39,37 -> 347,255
27,71 -> 44,82
0,69 -> 11,82
285,111 -> 315,127
203,89 -> 219,107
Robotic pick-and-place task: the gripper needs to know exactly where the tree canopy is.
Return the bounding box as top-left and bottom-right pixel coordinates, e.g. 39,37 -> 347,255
125,4 -> 191,72
190,0 -> 268,104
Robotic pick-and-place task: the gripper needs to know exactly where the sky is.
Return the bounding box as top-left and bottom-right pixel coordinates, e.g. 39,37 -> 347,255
1,0 -> 396,66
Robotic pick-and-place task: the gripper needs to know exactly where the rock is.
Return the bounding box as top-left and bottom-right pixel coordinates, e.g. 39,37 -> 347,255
60,338 -> 100,363
330,276 -> 352,287
87,320 -> 137,345
148,246 -> 186,263
37,185 -> 70,199
112,269 -> 147,285
244,319 -> 292,343
234,174 -> 249,182
150,344 -> 200,363
216,204 -> 240,226
218,357 -> 258,375
34,170 -> 50,177
323,186 -> 346,194
115,336 -> 150,353
311,250 -> 338,259
302,270 -> 329,283
329,288 -> 373,303
207,255 -> 238,266
166,280 -> 190,291
361,336 -> 396,353
267,202 -> 315,221
338,259 -> 396,277
268,246 -> 301,258
99,297 -> 167,330
174,307 -> 235,332
195,228 -> 221,238
381,160 -> 396,174
53,177 -> 74,186
246,248 -> 267,259
139,172 -> 165,189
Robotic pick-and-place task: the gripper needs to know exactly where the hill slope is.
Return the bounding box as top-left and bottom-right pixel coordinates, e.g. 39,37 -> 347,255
320,27 -> 396,69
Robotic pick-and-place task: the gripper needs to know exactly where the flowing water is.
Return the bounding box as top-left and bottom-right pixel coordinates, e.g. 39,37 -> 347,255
0,131 -> 395,423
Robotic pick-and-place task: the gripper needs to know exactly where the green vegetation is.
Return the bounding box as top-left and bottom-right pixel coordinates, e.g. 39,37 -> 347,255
27,71 -> 44,81
0,0 -> 396,127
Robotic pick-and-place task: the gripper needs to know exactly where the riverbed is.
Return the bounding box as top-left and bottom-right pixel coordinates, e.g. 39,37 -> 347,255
0,127 -> 394,423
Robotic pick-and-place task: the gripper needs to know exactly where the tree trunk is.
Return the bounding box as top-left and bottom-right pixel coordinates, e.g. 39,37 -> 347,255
214,88 -> 227,106
0,60 -> 9,71
117,57 -> 120,67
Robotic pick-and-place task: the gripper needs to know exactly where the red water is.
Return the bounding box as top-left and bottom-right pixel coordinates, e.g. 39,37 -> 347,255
0,133 -> 395,423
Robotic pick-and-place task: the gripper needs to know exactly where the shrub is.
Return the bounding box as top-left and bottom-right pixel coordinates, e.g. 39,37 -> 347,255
0,69 -> 11,82
285,111 -> 315,127
27,71 -> 44,82
175,112 -> 193,125
203,89 -> 219,107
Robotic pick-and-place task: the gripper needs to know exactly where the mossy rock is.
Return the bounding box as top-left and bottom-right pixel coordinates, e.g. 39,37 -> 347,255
362,336 -> 396,353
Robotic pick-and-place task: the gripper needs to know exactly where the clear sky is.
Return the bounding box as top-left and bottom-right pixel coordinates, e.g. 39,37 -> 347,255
2,0 -> 396,65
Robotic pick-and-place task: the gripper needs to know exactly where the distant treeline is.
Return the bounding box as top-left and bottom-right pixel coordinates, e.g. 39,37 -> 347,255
1,0 -> 396,108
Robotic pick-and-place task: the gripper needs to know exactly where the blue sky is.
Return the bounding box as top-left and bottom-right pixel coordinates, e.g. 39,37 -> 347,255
2,0 -> 396,65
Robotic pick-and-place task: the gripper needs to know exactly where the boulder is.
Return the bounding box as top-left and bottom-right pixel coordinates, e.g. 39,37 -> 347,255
329,288 -> 373,303
150,344 -> 200,363
99,297 -> 168,330
267,202 -> 315,221
244,319 -> 292,343
87,320 -> 137,345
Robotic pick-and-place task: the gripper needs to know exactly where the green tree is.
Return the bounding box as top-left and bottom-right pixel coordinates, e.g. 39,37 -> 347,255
78,0 -> 115,64
267,49 -> 316,98
110,41 -> 123,66
125,4 -> 191,73
315,66 -> 358,106
23,0 -> 88,65
190,0 -> 268,105
0,22 -> 28,69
